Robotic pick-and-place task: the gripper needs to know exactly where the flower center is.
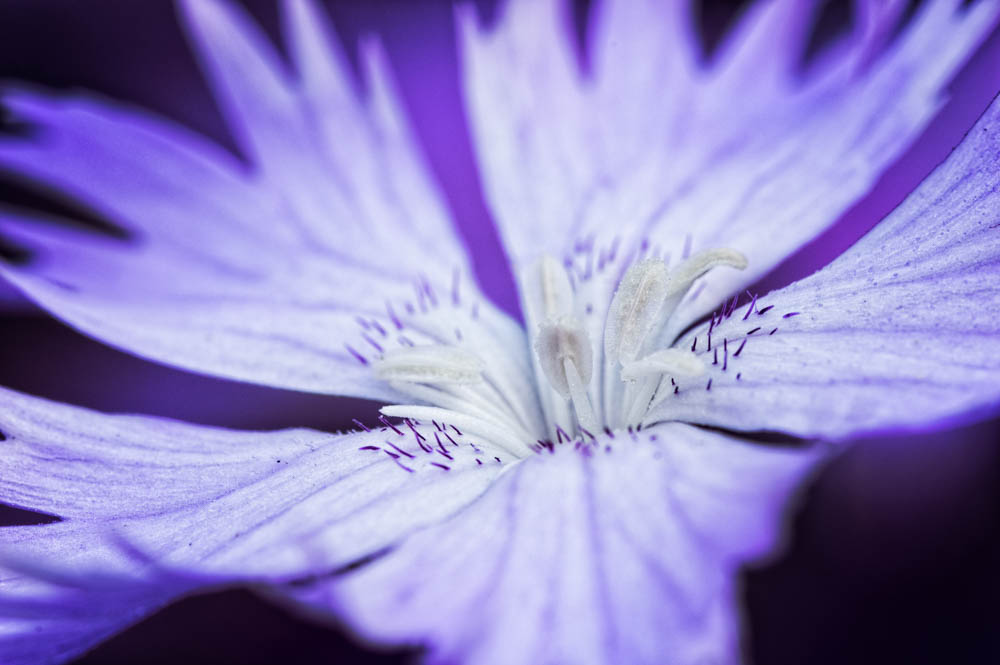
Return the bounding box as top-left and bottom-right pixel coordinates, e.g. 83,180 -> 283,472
370,241 -> 746,458
522,246 -> 746,439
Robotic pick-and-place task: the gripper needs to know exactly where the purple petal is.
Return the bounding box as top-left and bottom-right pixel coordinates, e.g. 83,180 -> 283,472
0,530 -> 199,665
660,93 -> 1000,440
0,0 -> 487,399
0,386 -> 501,661
283,424 -> 821,665
461,0 -> 997,336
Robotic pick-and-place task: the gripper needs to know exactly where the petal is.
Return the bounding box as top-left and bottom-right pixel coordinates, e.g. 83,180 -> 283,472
654,93 -> 1000,440
282,424 -> 822,665
460,0 -> 998,334
0,0 -> 490,400
0,386 -> 502,662
0,524 -> 201,665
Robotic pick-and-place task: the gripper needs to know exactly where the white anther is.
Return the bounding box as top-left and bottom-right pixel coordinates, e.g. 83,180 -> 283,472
534,317 -> 593,399
374,345 -> 484,384
604,258 -> 670,366
634,248 -> 749,344
620,349 -> 706,381
664,249 -> 747,299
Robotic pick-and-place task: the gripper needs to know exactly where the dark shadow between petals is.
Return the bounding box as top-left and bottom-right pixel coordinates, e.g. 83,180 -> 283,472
0,502 -> 62,526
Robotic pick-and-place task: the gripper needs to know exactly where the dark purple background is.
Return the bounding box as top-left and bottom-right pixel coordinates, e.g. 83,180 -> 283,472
0,1 -> 998,663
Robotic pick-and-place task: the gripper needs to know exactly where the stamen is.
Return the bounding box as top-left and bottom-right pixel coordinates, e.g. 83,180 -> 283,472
380,405 -> 529,457
604,258 -> 671,366
665,249 -> 747,296
563,354 -> 599,433
535,317 -> 593,398
535,316 -> 598,432
374,346 -> 484,384
619,349 -> 705,380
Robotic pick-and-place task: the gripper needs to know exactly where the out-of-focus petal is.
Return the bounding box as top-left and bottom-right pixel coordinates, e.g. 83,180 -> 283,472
285,423 -> 821,665
0,281 -> 29,311
460,0 -> 998,334
0,524 -> 203,665
653,94 -> 1000,440
0,386 -> 502,663
0,0 -> 496,400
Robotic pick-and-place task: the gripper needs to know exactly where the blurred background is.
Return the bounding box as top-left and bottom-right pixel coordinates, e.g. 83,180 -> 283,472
0,1 -> 998,663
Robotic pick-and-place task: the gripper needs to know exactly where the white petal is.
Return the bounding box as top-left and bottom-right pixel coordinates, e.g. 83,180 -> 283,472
0,387 -> 502,662
0,0 -> 487,399
655,94 -> 1000,440
461,0 -> 998,335
282,424 -> 822,665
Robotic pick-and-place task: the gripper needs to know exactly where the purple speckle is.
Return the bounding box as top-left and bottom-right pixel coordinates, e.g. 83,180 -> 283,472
362,332 -> 383,352
406,420 -> 426,441
386,441 -> 414,459
344,344 -> 368,366
378,415 -> 403,436
742,293 -> 758,320
386,302 -> 403,330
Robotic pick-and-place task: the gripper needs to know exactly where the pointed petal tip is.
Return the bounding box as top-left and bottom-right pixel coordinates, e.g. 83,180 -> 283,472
175,0 -> 255,52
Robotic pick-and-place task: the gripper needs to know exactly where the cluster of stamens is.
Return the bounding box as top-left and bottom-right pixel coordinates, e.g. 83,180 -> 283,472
363,240 -> 748,462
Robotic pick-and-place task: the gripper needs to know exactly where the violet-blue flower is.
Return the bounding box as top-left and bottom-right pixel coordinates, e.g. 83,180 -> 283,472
1,1 -> 999,664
